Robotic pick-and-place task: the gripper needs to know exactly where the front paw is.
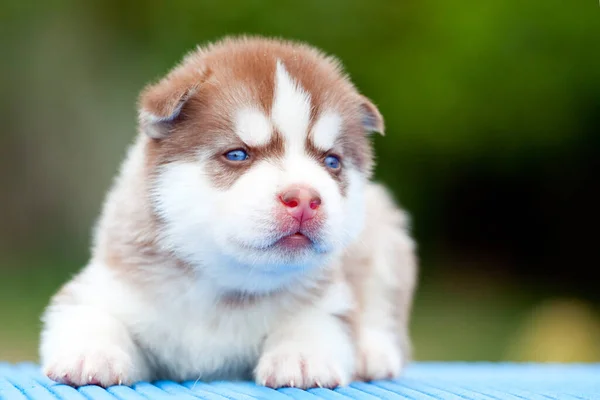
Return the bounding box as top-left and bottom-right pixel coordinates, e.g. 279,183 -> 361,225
255,346 -> 351,389
42,345 -> 137,388
355,329 -> 404,381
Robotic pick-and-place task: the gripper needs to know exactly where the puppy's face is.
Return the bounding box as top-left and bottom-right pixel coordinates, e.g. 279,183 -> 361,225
140,38 -> 384,292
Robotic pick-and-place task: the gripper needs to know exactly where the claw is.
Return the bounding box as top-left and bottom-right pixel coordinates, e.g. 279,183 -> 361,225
289,380 -> 295,388
88,375 -> 93,383
316,381 -> 323,388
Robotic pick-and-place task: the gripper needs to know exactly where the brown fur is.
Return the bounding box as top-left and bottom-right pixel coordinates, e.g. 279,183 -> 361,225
100,38 -> 398,309
41,36 -> 416,390
140,36 -> 381,182
344,183 -> 418,372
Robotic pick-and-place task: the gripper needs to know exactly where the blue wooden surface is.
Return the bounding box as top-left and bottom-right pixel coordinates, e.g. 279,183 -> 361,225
1,362 -> 599,399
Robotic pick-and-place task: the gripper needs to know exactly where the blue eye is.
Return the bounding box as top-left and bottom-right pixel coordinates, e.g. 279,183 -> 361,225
225,149 -> 249,161
324,155 -> 341,170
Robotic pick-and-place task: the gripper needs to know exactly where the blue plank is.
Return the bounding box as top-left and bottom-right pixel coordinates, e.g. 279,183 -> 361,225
0,363 -> 598,400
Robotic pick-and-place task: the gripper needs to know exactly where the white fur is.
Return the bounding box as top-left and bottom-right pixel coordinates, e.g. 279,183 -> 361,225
39,151 -> 413,386
272,60 -> 311,153
39,266 -> 151,386
255,282 -> 355,388
151,147 -> 358,293
234,107 -> 273,147
356,328 -> 403,381
151,67 -> 361,293
311,111 -> 342,151
349,183 -> 417,380
40,42 -> 417,390
41,258 -> 356,385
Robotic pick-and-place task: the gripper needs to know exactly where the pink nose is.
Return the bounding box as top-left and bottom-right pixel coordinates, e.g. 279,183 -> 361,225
279,187 -> 322,223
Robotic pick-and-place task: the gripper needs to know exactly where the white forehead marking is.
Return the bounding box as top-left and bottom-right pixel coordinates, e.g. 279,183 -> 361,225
234,108 -> 273,146
311,111 -> 342,151
271,60 -> 312,151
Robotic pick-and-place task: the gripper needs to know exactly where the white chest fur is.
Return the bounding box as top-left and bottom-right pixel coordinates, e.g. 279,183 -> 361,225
74,264 -> 308,382
133,290 -> 280,381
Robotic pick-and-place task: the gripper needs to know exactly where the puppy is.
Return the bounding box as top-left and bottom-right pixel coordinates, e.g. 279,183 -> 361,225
39,36 -> 418,389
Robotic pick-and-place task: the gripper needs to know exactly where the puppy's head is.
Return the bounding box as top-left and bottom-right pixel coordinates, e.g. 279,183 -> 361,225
140,36 -> 384,292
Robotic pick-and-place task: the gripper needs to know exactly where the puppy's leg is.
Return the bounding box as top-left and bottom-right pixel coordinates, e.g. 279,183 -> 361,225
39,266 -> 151,387
254,282 -> 355,389
353,258 -> 415,382
350,188 -> 418,381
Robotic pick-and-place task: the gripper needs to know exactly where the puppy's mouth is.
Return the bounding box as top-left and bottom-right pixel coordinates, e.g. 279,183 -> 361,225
237,230 -> 325,253
273,232 -> 313,250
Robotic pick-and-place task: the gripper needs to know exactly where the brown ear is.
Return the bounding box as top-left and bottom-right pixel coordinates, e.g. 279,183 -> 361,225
137,65 -> 208,139
359,96 -> 385,135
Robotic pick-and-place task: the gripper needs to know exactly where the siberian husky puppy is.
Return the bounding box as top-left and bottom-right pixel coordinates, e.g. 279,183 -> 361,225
40,36 -> 418,389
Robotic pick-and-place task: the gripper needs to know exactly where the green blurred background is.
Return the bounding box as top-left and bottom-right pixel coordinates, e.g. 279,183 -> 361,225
1,1 -> 599,363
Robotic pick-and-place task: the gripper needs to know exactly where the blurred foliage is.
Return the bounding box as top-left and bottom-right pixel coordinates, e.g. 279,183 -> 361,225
1,1 -> 599,363
505,298 -> 600,362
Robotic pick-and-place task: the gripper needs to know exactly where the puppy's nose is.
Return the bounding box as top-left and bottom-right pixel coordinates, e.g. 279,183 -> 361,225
279,187 -> 322,223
